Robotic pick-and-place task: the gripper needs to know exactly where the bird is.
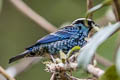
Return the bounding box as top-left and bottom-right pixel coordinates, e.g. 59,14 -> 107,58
9,18 -> 99,63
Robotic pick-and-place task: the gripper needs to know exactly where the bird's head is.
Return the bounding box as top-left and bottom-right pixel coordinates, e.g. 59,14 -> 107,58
72,18 -> 100,37
72,18 -> 99,32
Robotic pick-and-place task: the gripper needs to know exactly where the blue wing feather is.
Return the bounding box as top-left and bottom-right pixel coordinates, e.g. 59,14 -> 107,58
37,34 -> 61,43
26,26 -> 76,50
37,31 -> 73,43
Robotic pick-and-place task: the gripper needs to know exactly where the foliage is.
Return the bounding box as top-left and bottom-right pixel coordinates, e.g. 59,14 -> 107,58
99,65 -> 120,80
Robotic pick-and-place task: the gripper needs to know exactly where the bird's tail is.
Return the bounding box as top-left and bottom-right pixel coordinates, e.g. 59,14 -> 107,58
9,50 -> 31,64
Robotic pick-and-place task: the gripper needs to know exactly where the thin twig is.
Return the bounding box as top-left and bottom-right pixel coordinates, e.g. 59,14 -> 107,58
86,0 -> 112,19
0,66 -> 15,80
6,57 -> 41,77
87,64 -> 104,77
46,60 -> 104,78
50,73 -> 94,80
50,73 -> 56,80
87,0 -> 93,19
64,73 -> 94,80
9,0 -> 57,33
112,0 -> 120,21
95,54 -> 113,67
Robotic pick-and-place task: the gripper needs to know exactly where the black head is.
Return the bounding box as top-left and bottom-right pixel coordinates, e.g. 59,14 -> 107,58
72,18 -> 99,30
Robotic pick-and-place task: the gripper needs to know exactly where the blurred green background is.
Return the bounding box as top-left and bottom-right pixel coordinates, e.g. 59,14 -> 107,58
0,0 -> 118,80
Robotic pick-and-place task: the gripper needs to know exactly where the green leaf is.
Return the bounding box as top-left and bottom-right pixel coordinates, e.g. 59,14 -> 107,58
67,46 -> 80,58
99,65 -> 120,80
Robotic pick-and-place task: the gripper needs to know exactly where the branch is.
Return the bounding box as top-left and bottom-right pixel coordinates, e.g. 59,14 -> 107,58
0,57 -> 41,80
0,66 -> 15,80
95,54 -> 113,67
87,64 -> 104,77
50,73 -> 94,80
87,0 -> 93,19
86,0 -> 112,19
48,63 -> 104,79
9,0 -> 57,33
112,0 -> 120,21
46,57 -> 104,79
6,57 -> 41,77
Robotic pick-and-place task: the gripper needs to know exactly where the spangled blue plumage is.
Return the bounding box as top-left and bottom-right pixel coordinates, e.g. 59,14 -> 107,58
9,18 -> 97,63
26,23 -> 89,55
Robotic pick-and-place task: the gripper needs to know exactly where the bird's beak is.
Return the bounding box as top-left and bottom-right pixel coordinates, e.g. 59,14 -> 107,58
92,23 -> 100,32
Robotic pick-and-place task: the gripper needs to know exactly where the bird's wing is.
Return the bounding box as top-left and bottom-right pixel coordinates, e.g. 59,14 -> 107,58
26,26 -> 77,50
37,31 -> 73,43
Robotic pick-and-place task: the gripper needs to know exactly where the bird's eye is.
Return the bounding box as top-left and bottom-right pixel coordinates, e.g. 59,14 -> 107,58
78,26 -> 81,29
